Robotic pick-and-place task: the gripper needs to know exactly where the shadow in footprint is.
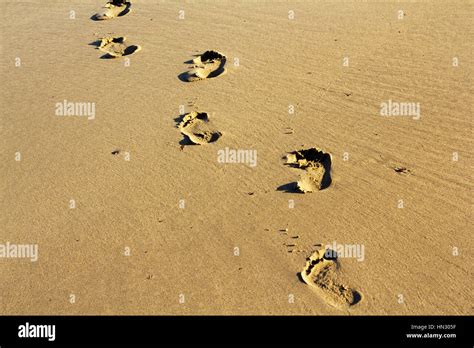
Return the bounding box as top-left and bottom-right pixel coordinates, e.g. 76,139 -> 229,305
276,182 -> 301,193
179,136 -> 198,146
174,114 -> 186,126
351,291 -> 362,306
296,272 -> 305,284
177,66 -> 227,82
323,248 -> 339,261
177,72 -> 191,82
319,154 -> 332,190
89,40 -> 102,47
99,45 -> 140,59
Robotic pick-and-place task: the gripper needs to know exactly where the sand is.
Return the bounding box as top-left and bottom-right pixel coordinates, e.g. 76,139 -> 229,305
0,0 -> 472,315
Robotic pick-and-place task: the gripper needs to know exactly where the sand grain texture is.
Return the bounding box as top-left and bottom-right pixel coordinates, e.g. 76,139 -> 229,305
0,0 -> 472,315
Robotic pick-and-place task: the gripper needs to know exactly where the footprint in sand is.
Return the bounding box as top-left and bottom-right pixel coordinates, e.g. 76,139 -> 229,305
92,1 -> 132,20
280,148 -> 332,193
300,248 -> 362,309
95,37 -> 141,58
179,51 -> 227,82
177,111 -> 222,145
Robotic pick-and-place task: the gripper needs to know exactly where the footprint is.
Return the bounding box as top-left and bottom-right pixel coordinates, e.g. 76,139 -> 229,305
300,249 -> 362,309
297,166 -> 327,192
177,112 -> 222,145
92,1 -> 132,20
97,37 -> 141,58
282,148 -> 332,193
179,51 -> 227,82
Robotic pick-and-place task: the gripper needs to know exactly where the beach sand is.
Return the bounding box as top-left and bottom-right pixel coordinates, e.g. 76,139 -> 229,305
0,0 -> 472,315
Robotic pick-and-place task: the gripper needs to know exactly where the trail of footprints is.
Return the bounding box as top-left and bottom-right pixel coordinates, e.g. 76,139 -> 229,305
90,1 -> 361,309
92,1 -> 141,58
176,51 -> 226,144
91,1 -> 225,140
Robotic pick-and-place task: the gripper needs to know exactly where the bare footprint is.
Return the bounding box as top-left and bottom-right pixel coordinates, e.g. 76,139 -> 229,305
93,1 -> 131,20
179,51 -> 227,82
177,112 -> 222,145
283,148 -> 332,193
300,249 -> 362,309
297,166 -> 327,192
97,37 -> 141,58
